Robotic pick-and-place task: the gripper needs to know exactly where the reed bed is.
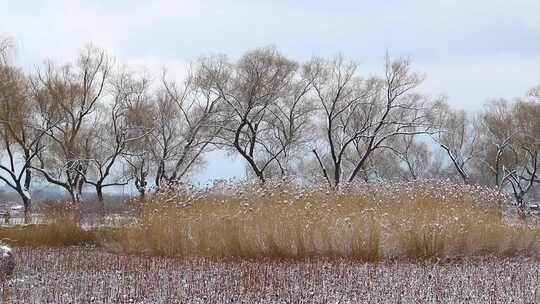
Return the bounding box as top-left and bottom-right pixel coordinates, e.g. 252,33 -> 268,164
105,180 -> 540,260
0,203 -> 94,246
0,180 -> 539,260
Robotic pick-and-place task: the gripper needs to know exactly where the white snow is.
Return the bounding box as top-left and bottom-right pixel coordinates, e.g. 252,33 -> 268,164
0,245 -> 11,258
22,187 -> 31,200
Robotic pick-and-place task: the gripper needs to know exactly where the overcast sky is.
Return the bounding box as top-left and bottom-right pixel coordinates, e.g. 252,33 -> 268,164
1,0 -> 539,184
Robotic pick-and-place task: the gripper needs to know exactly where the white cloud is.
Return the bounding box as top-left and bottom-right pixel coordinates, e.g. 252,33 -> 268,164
417,56 -> 540,110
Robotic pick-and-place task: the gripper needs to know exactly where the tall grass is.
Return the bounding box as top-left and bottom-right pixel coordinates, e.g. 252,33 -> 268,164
1,180 -> 538,260
0,202 -> 95,246
107,180 -> 540,260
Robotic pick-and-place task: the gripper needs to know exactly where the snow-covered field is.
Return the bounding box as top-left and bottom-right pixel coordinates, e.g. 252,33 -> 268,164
1,246 -> 539,303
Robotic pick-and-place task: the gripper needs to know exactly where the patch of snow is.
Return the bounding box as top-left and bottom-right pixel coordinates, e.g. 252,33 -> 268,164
22,187 -> 31,200
10,205 -> 23,211
0,245 -> 11,258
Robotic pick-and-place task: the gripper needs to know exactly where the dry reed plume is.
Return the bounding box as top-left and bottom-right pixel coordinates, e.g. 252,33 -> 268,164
0,180 -> 538,261
103,180 -> 540,260
0,203 -> 94,247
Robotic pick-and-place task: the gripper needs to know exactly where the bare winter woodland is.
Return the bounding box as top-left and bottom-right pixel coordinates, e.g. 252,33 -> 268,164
1,35 -> 540,303
1,36 -> 539,220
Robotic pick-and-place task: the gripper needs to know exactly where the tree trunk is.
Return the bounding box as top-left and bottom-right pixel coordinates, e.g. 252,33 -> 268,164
333,162 -> 341,189
20,192 -> 31,225
73,192 -> 83,224
155,160 -> 167,188
135,177 -> 147,200
96,186 -> 104,202
95,185 -> 105,223
68,190 -> 78,204
139,188 -> 146,199
96,186 -> 105,210
24,168 -> 31,191
256,171 -> 266,184
22,168 -> 33,224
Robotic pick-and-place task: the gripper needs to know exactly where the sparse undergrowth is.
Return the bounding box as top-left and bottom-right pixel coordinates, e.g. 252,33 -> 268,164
1,181 -> 540,261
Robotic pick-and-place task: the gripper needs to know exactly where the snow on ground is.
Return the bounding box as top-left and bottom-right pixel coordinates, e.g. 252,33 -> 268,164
1,247 -> 539,303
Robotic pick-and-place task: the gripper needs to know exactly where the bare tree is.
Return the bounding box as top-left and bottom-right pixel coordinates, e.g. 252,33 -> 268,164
503,98 -> 540,214
0,43 -> 54,222
245,61 -> 317,179
343,133 -> 433,182
158,66 -> 226,184
479,99 -> 516,187
6,35 -> 540,215
203,47 -> 301,183
309,55 -> 433,188
147,82 -> 179,187
392,135 -> 431,181
31,45 -> 112,204
127,67 -> 224,189
431,99 -> 481,184
81,100 -> 138,204
112,70 -> 154,199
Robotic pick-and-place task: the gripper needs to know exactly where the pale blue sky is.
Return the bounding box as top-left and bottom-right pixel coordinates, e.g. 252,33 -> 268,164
1,0 -> 539,183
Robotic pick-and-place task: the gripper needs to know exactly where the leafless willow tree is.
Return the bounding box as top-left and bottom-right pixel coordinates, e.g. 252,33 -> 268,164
502,98 -> 540,213
0,40 -> 54,222
81,100 -> 139,203
471,89 -> 540,213
115,71 -> 154,198
79,74 -> 141,203
151,68 -> 224,187
258,65 -> 317,179
391,135 -> 432,181
479,99 -> 517,187
430,99 -> 482,184
340,125 -> 434,183
4,35 -> 540,221
113,65 -> 223,196
30,45 -> 112,204
309,55 -> 434,188
200,47 -> 313,183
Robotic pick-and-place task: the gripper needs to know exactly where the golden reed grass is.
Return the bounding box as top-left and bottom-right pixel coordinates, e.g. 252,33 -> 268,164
108,180 -> 540,260
1,180 -> 539,261
0,203 -> 94,246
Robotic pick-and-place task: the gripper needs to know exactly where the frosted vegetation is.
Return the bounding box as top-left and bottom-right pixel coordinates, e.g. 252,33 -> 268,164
2,247 -> 540,303
1,35 -> 540,303
0,36 -> 539,224
1,180 -> 539,260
